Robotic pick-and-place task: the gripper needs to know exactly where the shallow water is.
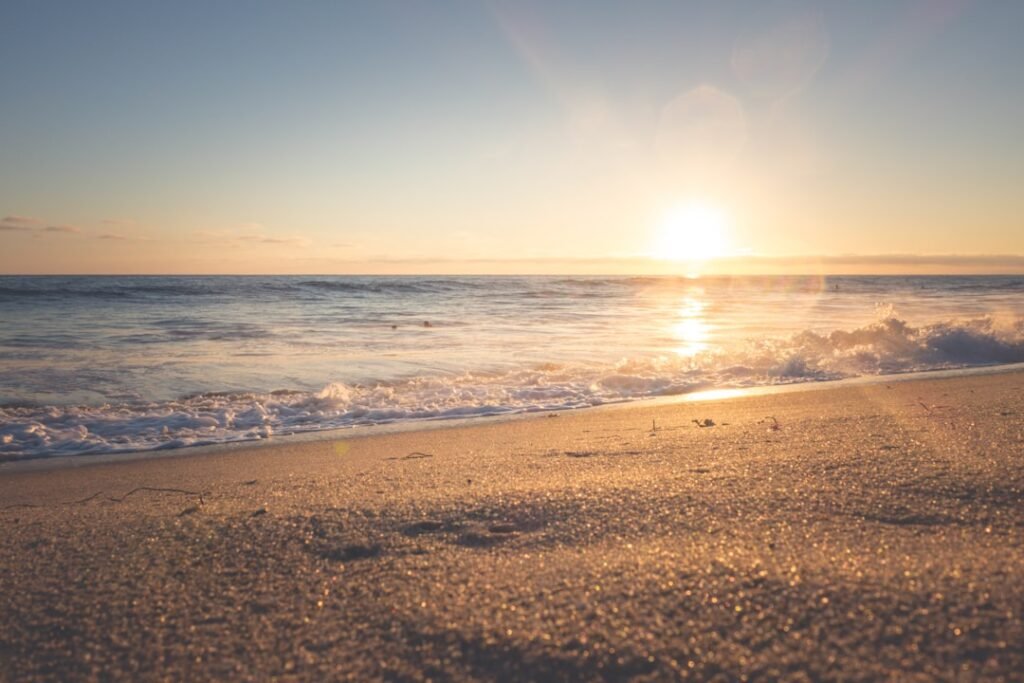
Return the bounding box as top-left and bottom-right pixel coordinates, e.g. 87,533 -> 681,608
1,274 -> 1022,458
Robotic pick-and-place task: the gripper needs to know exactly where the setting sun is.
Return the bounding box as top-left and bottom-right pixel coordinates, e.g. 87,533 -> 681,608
651,202 -> 731,262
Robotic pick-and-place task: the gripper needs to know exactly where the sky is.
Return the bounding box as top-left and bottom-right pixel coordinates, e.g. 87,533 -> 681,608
1,0 -> 1022,274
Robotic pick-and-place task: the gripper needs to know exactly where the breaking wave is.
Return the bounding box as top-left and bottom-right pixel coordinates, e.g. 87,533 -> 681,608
2,315 -> 1022,460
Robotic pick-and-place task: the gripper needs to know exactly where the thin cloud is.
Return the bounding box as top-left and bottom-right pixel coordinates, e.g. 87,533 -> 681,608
100,218 -> 137,227
2,215 -> 143,240
253,236 -> 309,246
1,215 -> 44,227
194,227 -> 309,247
2,216 -> 81,235
1,215 -> 43,231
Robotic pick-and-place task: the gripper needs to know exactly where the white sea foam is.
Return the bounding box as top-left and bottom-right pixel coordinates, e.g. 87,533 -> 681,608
2,314 -> 1022,460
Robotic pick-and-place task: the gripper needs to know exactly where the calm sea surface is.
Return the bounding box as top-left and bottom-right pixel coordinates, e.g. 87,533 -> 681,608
1,275 -> 1022,458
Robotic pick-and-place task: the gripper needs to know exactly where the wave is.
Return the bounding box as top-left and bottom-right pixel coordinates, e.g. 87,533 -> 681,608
0,284 -> 130,299
0,281 -> 219,300
710,315 -> 1024,380
295,279 -> 458,295
2,315 -> 1022,460
0,277 -> 479,301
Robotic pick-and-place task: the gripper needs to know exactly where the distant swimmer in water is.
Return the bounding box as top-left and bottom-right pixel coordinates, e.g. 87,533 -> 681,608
423,320 -> 433,328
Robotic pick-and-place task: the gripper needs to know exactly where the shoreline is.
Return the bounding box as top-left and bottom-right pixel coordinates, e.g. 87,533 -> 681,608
5,360 -> 1023,474
2,369 -> 1022,679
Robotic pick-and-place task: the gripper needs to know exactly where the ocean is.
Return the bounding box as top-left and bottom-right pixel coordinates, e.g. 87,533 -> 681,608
1,274 -> 1022,459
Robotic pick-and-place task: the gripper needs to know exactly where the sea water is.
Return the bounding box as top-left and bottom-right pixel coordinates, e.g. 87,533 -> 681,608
1,275 -> 1022,459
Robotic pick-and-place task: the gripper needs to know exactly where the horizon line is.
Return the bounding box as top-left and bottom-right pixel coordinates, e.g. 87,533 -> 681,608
3,253 -> 1023,277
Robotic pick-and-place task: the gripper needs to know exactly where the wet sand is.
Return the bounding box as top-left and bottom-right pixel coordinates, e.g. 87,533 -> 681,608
1,371 -> 1022,681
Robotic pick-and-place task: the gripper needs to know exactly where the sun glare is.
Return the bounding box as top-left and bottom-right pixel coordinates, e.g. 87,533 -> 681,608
651,202 -> 730,262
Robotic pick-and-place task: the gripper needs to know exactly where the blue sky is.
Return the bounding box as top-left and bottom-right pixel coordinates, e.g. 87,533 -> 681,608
1,0 -> 1022,273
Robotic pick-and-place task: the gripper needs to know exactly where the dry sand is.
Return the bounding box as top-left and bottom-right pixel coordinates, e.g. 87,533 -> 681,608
1,371 -> 1022,681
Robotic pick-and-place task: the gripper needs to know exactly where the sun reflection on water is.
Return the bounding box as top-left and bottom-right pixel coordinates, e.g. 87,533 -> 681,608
672,294 -> 712,357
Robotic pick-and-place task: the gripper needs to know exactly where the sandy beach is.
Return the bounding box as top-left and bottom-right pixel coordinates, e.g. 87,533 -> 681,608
1,370 -> 1022,681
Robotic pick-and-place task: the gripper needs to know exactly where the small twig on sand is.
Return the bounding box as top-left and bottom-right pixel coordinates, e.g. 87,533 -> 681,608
918,401 -> 932,413
401,451 -> 434,460
67,491 -> 105,505
758,416 -> 781,431
106,487 -> 206,506
692,418 -> 716,428
385,451 -> 435,461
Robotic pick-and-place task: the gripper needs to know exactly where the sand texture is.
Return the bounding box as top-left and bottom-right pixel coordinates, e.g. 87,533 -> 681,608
1,371 -> 1023,681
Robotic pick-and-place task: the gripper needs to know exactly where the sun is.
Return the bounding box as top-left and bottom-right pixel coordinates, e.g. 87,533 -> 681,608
651,202 -> 730,262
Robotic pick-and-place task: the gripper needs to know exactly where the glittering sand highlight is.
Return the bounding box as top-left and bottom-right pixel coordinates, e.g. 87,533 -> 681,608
1,370 -> 1022,680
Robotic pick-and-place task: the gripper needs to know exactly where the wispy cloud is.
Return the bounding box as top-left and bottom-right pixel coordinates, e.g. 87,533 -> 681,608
1,215 -> 43,231
239,235 -> 310,246
194,227 -> 310,247
97,233 -> 128,241
2,215 -> 82,235
100,218 -> 138,227
259,236 -> 308,245
1,215 -> 44,227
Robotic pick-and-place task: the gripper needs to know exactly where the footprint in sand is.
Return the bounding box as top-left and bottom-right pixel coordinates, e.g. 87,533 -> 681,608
455,522 -> 523,547
403,520 -> 445,535
401,516 -> 526,547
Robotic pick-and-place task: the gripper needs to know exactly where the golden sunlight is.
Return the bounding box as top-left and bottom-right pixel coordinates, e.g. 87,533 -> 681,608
671,295 -> 710,357
650,202 -> 730,262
